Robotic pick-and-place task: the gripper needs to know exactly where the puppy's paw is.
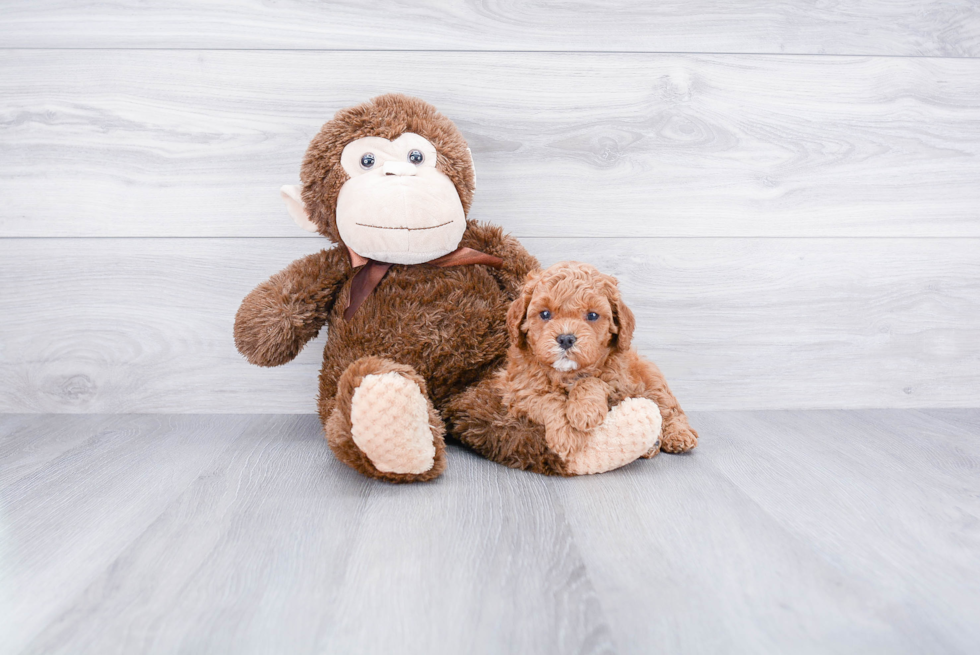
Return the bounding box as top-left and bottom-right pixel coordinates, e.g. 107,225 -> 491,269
566,377 -> 610,431
661,421 -> 698,453
566,401 -> 608,432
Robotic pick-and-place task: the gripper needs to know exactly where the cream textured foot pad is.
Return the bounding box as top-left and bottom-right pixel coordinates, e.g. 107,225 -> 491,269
565,397 -> 663,475
350,372 -> 435,475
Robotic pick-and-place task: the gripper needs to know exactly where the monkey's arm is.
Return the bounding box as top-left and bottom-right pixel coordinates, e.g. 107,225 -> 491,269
234,247 -> 350,367
461,221 -> 540,299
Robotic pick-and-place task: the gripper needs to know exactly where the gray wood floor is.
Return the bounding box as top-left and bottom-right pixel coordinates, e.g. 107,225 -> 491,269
2,410 -> 978,654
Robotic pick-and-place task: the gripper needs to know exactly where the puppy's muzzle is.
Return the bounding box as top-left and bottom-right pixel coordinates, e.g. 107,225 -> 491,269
556,333 -> 577,351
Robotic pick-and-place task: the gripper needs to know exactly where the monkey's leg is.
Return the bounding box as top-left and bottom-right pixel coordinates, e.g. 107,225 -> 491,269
322,356 -> 447,483
443,379 -> 567,476
563,398 -> 663,475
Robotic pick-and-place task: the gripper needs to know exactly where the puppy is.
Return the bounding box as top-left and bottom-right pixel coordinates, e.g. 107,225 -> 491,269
446,261 -> 698,475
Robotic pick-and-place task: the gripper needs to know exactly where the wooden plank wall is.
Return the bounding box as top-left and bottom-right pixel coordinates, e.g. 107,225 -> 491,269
1,3 -> 978,412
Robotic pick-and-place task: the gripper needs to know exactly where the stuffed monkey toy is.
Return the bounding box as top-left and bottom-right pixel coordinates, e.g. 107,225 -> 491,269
234,94 -> 539,482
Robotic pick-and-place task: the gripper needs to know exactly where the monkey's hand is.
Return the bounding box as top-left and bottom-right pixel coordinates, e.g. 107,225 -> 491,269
234,248 -> 348,367
566,377 -> 611,432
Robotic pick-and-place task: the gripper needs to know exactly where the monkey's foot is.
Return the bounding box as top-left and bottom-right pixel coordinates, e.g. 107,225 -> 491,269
564,397 -> 662,475
350,372 -> 437,475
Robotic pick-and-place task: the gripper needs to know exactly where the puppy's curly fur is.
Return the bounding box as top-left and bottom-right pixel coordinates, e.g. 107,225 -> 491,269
446,262 -> 698,475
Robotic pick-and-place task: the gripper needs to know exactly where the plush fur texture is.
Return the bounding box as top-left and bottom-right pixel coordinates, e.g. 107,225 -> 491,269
445,262 -> 698,476
300,94 -> 475,245
563,397 -> 663,475
350,371 -> 438,475
234,94 -> 538,482
326,357 -> 447,483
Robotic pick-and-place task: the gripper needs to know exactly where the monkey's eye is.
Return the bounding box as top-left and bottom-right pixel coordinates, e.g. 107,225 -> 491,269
360,153 -> 376,169
539,310 -> 552,320
408,149 -> 424,165
586,312 -> 600,322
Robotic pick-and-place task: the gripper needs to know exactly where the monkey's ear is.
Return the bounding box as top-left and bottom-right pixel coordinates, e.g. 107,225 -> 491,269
466,148 -> 477,191
280,185 -> 318,233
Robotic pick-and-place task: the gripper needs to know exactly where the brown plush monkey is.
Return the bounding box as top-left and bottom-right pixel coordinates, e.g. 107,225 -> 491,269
234,94 -> 538,482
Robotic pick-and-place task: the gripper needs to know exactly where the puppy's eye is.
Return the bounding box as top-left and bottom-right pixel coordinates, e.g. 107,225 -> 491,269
408,149 -> 424,165
360,153 -> 376,169
539,310 -> 552,320
586,312 -> 600,321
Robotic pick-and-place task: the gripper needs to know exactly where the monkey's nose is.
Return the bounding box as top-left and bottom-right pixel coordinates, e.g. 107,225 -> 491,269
383,161 -> 417,176
556,334 -> 577,350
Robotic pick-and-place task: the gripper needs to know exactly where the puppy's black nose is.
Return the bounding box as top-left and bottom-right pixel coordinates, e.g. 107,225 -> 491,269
556,334 -> 577,350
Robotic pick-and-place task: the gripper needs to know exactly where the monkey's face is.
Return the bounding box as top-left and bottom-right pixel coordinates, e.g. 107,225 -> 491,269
335,132 -> 466,265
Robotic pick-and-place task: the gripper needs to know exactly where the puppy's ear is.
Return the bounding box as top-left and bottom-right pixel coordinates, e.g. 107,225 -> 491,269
607,278 -> 635,352
507,270 -> 541,349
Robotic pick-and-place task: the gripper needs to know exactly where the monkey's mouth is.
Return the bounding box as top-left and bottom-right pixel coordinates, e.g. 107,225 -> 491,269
354,221 -> 453,232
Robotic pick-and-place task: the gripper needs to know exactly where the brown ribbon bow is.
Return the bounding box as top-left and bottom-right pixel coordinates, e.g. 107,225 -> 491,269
343,247 -> 503,322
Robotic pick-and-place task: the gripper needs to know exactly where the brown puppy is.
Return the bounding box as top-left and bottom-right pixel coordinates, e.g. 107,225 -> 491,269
446,262 -> 697,475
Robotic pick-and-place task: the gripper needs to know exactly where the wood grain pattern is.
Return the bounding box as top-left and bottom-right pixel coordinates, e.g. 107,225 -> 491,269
0,414 -> 248,654
557,443 -> 913,653
9,415 -> 612,655
2,51 -> 979,238
693,410 -> 980,652
1,1 -> 978,56
0,414 -> 127,489
319,448 -> 612,655
1,237 -> 977,413
557,409 -> 980,654
4,411 -> 979,653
